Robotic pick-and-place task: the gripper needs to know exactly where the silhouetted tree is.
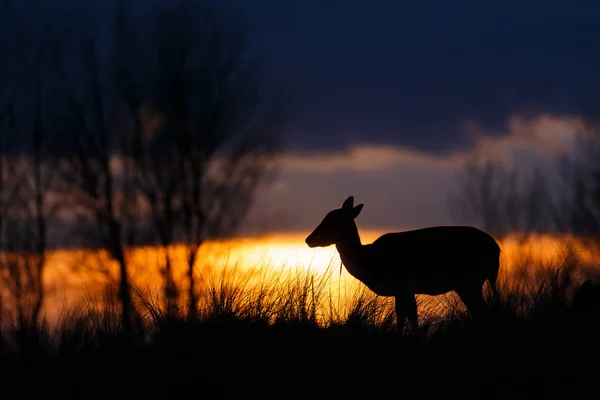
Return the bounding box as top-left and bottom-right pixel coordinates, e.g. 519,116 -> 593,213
0,0 -> 284,330
448,153 -> 551,241
52,31 -> 140,334
44,0 -> 284,328
1,86 -> 52,328
0,7 -> 60,329
112,0 -> 284,317
553,122 -> 600,246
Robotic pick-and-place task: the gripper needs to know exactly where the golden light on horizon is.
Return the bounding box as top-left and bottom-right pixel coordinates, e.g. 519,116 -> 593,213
25,229 -> 600,326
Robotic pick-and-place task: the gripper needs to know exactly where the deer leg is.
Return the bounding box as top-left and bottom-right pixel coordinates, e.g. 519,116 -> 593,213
395,294 -> 418,333
455,286 -> 487,323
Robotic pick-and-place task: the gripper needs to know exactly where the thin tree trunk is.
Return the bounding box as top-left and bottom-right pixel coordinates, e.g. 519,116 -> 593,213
187,243 -> 200,318
110,219 -> 133,335
32,80 -> 45,325
164,255 -> 178,316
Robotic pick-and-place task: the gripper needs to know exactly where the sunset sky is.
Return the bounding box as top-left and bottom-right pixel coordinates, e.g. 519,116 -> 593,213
4,1 -> 600,237
4,0 -> 600,332
227,1 -> 600,234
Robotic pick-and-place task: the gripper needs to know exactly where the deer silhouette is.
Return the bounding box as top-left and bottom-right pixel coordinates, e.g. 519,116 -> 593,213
305,196 -> 500,332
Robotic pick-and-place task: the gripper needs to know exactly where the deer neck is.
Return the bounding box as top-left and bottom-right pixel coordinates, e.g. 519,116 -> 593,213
335,224 -> 363,270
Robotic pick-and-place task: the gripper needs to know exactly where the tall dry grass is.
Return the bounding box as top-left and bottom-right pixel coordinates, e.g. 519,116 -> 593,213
0,243 -> 599,398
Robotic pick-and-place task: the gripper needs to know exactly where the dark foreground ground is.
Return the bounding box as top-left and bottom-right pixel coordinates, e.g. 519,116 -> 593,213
2,267 -> 600,400
2,309 -> 599,400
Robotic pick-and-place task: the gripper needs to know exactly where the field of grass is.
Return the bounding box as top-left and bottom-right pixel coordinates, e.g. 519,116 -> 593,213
1,244 -> 600,399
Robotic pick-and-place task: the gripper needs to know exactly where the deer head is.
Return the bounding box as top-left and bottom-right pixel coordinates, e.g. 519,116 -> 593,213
305,196 -> 363,248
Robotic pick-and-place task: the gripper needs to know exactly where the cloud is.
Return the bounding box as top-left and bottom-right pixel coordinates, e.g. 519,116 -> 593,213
245,113 -> 584,233
464,114 -> 585,161
237,0 -> 600,154
277,145 -> 459,173
277,114 -> 584,174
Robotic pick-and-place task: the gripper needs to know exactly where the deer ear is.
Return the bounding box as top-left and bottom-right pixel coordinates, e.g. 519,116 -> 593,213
350,204 -> 363,219
342,196 -> 354,210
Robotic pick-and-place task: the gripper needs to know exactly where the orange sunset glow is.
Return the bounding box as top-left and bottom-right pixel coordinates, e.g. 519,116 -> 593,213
3,1 -> 600,396
36,230 -> 600,325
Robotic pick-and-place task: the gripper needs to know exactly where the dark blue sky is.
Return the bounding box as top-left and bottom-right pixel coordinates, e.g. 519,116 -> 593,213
5,0 -> 599,155
224,0 -> 600,154
3,0 -> 600,231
